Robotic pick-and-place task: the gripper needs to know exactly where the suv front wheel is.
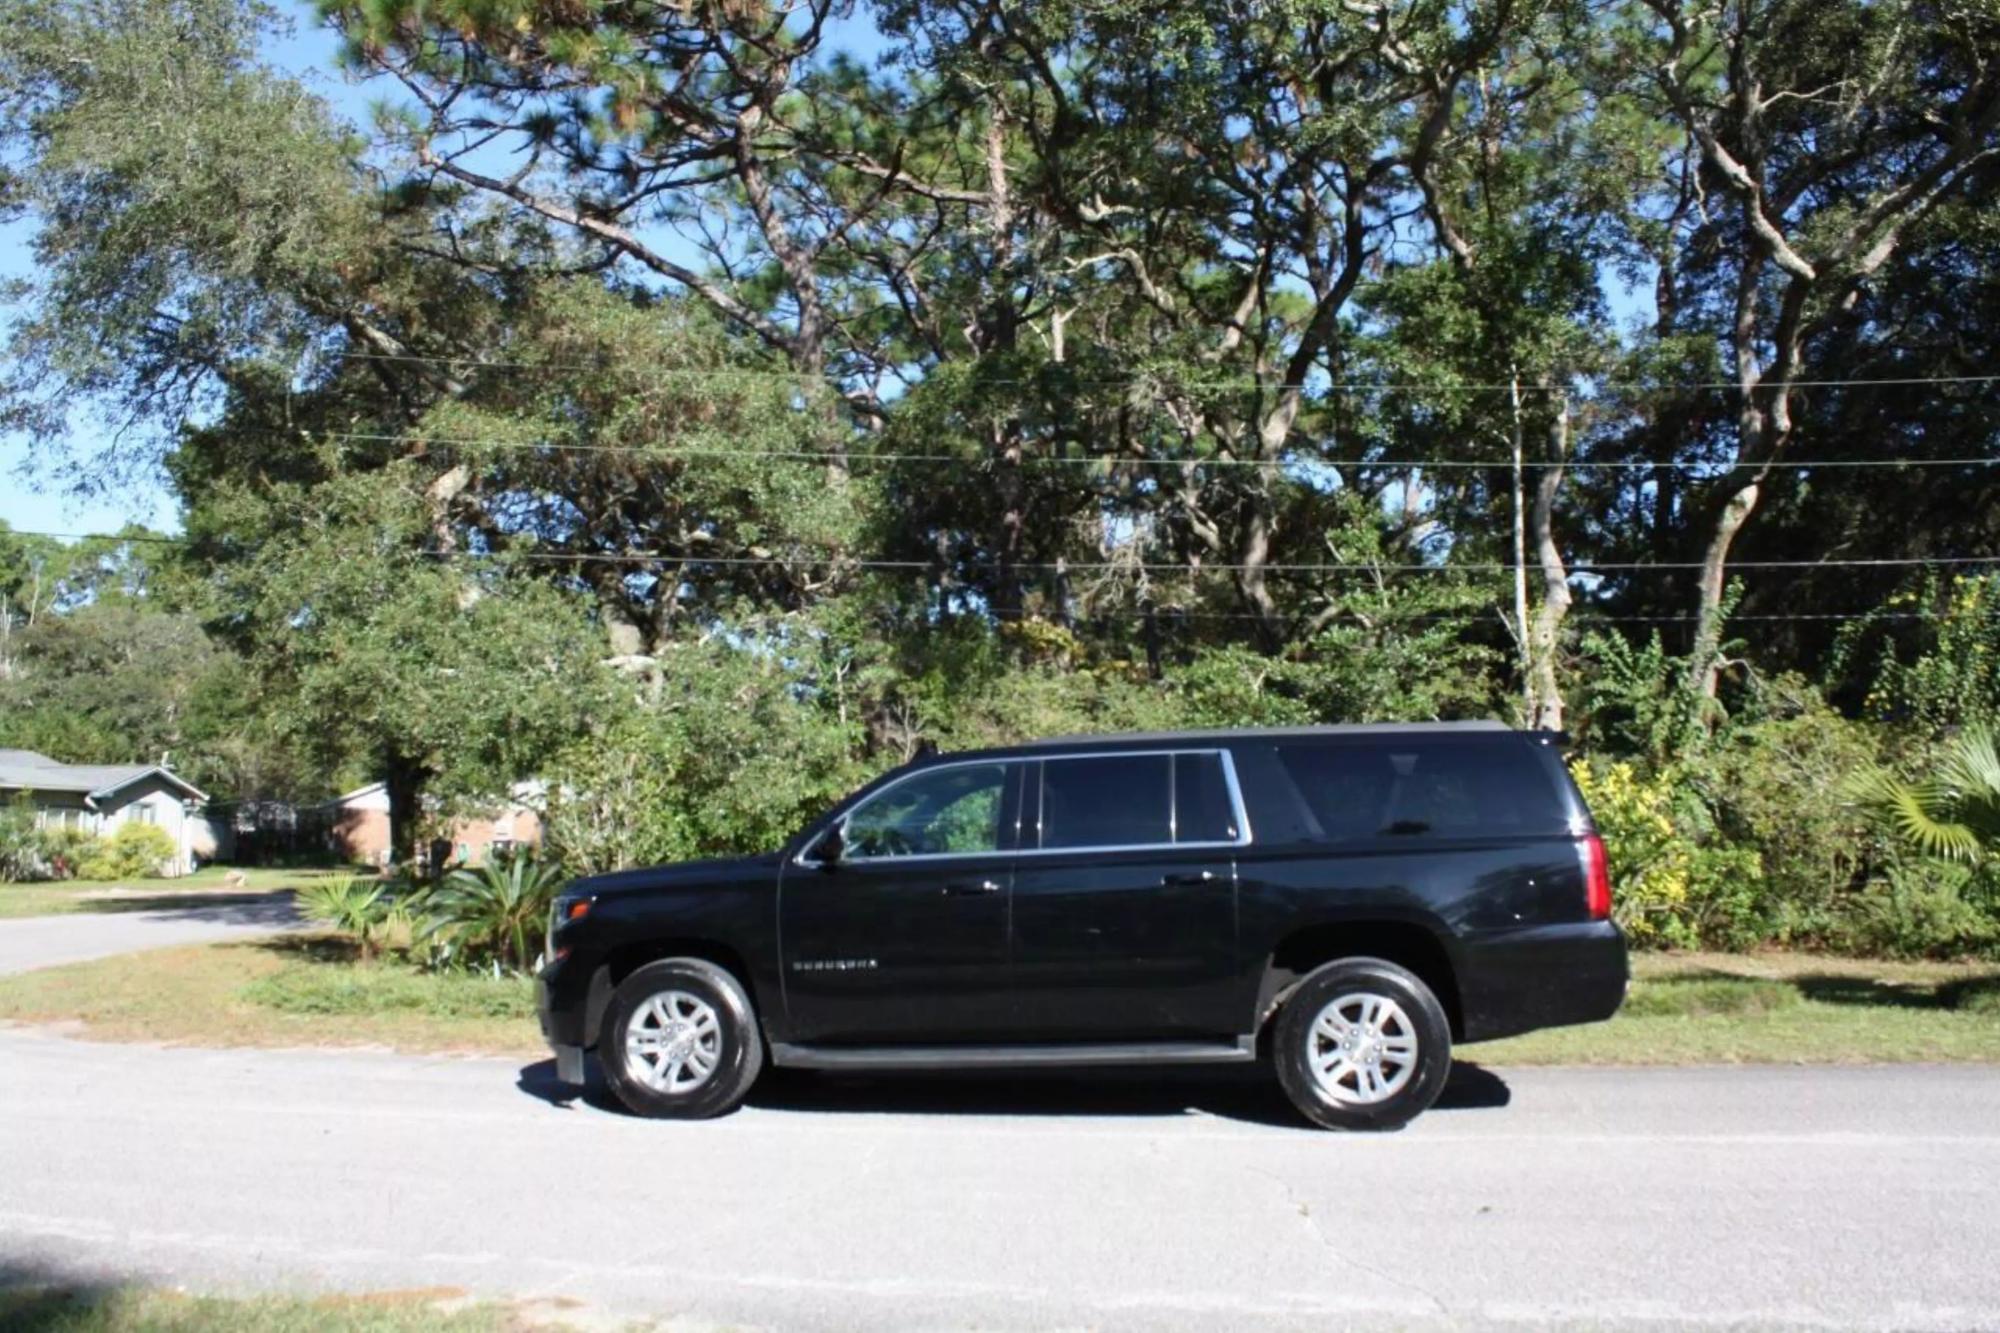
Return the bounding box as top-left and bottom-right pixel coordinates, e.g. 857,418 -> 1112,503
1273,957 -> 1453,1130
600,957 -> 765,1118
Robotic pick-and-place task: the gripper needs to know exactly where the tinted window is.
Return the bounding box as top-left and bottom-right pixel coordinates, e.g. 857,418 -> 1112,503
1174,753 -> 1241,843
843,763 -> 1009,858
1039,755 -> 1172,849
1275,740 -> 1564,841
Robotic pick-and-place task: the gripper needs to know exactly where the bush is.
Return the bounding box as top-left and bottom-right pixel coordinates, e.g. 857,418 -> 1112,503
1700,691 -> 1884,945
295,875 -> 396,960
417,853 -> 566,973
1569,757 -> 1765,949
76,822 -> 175,880
0,798 -> 42,882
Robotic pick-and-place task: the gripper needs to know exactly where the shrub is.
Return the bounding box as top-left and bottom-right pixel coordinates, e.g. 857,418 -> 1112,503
33,825 -> 100,880
1569,757 -> 1765,949
295,875 -> 396,960
76,822 -> 176,880
0,797 -> 42,882
418,853 -> 566,973
1700,691 -> 1883,944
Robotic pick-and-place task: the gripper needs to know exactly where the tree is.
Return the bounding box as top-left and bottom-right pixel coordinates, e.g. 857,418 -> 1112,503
1626,0 -> 2000,698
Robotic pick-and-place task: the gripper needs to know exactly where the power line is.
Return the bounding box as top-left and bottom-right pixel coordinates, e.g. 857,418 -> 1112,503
16,528 -> 2000,577
308,427 -> 2000,472
325,349 -> 2000,394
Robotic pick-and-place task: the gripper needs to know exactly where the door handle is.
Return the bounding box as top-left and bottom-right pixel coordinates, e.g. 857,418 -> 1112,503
1161,870 -> 1219,887
942,880 -> 1003,896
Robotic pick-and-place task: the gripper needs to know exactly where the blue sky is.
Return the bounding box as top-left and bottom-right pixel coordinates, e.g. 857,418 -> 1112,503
0,6 -> 363,538
0,4 -> 898,542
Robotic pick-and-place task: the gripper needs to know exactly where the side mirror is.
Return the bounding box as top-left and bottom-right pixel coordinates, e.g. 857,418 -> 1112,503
812,825 -> 844,869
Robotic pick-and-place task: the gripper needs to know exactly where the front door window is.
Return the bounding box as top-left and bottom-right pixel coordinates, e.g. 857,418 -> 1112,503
841,763 -> 1009,859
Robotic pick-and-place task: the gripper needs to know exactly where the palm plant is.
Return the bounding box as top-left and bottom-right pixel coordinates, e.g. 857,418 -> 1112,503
1850,728 -> 2000,863
295,875 -> 395,959
418,854 -> 566,973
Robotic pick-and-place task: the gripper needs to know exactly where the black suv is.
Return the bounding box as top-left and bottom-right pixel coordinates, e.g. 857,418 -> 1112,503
538,723 -> 1625,1129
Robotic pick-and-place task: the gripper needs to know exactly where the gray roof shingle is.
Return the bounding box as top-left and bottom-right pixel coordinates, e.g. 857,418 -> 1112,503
0,750 -> 206,801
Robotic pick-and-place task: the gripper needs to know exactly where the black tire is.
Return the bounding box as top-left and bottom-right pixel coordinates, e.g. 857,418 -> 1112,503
1272,957 -> 1453,1131
599,958 -> 765,1119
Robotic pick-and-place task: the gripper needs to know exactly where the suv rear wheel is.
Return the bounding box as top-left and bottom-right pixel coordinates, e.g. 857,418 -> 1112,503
1273,957 -> 1452,1130
601,958 -> 764,1119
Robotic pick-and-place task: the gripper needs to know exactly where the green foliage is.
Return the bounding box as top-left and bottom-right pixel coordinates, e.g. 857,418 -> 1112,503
1569,757 -> 1764,949
295,875 -> 395,960
1849,728 -> 2000,864
0,797 -> 44,883
1837,575 -> 2000,735
1574,631 -> 1713,766
75,823 -> 175,881
544,632 -> 870,873
418,854 -> 567,974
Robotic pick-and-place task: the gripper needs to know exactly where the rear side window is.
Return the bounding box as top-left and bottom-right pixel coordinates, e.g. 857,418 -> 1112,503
1174,752 -> 1241,843
1039,755 -> 1172,849
1275,740 -> 1566,842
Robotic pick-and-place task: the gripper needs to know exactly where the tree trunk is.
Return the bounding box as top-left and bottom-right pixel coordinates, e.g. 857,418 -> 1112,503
1526,396 -> 1574,731
381,750 -> 430,869
1687,476 -> 1761,698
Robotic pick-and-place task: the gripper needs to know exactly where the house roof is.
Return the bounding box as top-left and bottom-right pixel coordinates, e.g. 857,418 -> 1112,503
0,749 -> 208,804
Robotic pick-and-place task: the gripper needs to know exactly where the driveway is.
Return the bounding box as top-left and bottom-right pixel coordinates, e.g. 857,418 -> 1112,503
1,1030 -> 1995,1330
0,895 -> 301,976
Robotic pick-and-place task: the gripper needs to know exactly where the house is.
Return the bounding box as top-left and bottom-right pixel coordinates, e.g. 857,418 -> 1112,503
0,749 -> 212,876
314,779 -> 545,870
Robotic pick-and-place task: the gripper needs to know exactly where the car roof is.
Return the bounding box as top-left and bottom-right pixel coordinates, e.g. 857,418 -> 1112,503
918,721 -> 1518,767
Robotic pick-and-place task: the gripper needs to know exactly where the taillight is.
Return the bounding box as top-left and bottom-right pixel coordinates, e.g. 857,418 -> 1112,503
1579,833 -> 1611,920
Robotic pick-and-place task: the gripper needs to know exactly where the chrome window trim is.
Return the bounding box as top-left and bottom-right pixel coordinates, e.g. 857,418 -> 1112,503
792,747 -> 1253,868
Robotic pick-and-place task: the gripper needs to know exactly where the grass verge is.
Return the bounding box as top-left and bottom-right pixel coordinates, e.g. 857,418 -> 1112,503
0,935 -> 540,1057
1468,951 -> 2000,1064
0,1284 -> 570,1332
0,937 -> 1995,1065
0,866 -> 355,919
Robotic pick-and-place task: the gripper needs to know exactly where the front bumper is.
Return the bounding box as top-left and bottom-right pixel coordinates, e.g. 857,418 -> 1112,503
537,957 -> 593,1086
1455,920 -> 1628,1044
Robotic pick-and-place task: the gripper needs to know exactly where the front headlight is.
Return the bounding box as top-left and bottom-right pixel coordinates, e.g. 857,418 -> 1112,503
547,893 -> 596,959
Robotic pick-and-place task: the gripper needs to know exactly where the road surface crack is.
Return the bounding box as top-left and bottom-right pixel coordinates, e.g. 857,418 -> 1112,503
1247,1164 -> 1451,1318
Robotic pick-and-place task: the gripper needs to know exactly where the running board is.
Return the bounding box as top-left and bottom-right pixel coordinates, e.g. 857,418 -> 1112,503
769,1037 -> 1256,1071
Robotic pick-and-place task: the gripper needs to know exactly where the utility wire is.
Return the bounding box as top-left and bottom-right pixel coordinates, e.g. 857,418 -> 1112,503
17,529 -> 2000,577
299,427 -> 2000,472
323,349 -> 2000,394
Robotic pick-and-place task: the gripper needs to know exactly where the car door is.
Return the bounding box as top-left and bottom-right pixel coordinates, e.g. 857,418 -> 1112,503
778,759 -> 1025,1043
1008,750 -> 1248,1040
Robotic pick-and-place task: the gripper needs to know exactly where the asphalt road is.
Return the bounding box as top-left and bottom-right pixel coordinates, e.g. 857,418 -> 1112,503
3,1028 -> 1997,1331
0,895 -> 300,976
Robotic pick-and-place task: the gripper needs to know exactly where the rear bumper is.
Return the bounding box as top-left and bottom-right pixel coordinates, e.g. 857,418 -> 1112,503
1455,920 -> 1628,1044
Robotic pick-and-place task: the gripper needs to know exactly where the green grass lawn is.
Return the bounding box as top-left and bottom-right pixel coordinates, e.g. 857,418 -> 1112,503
0,934 -> 542,1056
1466,951 -> 2000,1064
1,933 -> 1997,1066
0,865 -> 356,919
0,1285 -> 575,1332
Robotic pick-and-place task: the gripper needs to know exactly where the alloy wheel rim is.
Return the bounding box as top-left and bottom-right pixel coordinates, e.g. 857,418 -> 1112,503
1307,991 -> 1419,1106
624,989 -> 723,1094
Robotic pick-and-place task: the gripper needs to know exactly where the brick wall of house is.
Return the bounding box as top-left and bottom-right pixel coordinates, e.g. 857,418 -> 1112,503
332,808 -> 393,867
